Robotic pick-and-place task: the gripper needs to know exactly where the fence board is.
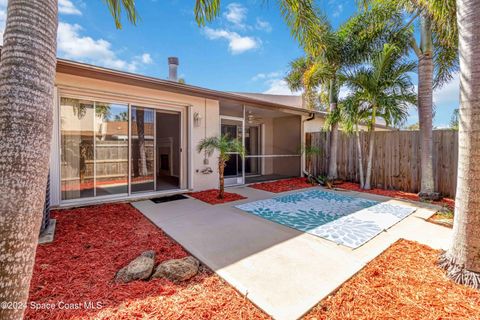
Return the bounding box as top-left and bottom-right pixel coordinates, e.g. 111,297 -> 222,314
307,130 -> 458,198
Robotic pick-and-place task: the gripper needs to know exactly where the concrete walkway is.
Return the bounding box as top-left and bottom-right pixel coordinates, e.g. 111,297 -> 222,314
132,186 -> 451,320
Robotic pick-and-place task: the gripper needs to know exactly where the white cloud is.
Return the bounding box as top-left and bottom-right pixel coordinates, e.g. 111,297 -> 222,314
224,3 -> 247,29
203,27 -> 260,54
255,18 -> 272,33
251,71 -> 281,81
57,22 -> 150,72
59,0 -> 82,15
263,79 -> 298,95
140,53 -> 153,64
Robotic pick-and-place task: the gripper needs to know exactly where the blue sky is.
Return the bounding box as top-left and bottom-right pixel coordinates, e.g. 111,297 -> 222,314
0,0 -> 459,127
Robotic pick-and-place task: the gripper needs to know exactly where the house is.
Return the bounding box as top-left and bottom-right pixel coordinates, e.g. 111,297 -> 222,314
50,56 -> 385,207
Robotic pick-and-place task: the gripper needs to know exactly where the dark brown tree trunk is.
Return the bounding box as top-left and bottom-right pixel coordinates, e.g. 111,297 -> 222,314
0,1 -> 58,319
439,0 -> 480,289
218,159 -> 225,199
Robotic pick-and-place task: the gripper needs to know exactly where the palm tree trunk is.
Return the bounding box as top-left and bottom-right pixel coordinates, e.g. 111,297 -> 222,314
355,125 -> 365,188
363,107 -> 376,190
218,159 -> 225,199
327,79 -> 338,180
363,128 -> 375,190
417,15 -> 439,201
439,0 -> 480,289
0,1 -> 58,319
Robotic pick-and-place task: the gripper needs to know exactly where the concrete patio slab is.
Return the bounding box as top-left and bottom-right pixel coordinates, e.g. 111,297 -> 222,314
132,186 -> 451,320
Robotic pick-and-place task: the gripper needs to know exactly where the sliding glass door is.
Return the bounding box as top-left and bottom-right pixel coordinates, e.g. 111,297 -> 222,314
60,97 -> 182,203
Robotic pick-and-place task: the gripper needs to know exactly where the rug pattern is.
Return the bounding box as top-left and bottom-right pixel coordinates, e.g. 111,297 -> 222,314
235,190 -> 416,248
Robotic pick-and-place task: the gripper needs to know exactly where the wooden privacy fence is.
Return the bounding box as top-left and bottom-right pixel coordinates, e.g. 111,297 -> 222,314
306,130 -> 458,198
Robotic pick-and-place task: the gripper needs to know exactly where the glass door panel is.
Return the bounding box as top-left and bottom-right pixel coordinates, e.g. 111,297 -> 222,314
94,103 -> 129,196
131,106 -> 155,193
60,98 -> 95,200
220,118 -> 244,185
156,111 -> 181,191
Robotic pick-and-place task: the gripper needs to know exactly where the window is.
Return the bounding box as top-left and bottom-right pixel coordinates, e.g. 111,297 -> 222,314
60,98 -> 128,200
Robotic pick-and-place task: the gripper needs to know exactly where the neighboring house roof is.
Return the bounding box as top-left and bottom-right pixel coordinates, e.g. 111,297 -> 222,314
56,58 -> 316,115
232,92 -> 304,109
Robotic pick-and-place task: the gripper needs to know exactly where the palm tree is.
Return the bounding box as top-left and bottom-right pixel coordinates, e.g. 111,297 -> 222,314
340,44 -> 416,189
0,1 -> 322,317
360,0 -> 458,200
438,0 -> 480,289
197,135 -> 245,199
333,97 -> 370,187
285,3 -> 411,181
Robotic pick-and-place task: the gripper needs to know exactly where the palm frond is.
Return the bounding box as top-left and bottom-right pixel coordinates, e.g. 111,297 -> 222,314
278,0 -> 331,56
194,0 -> 221,26
104,0 -> 139,29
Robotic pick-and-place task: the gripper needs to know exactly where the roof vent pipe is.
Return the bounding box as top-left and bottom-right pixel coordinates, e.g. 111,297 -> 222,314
168,57 -> 179,82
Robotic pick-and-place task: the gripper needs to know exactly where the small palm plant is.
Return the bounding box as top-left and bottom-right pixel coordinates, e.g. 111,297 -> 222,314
301,144 -> 322,184
197,134 -> 245,199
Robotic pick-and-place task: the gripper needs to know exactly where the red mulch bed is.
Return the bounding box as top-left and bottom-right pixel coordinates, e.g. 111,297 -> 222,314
305,239 -> 480,320
250,177 -> 314,193
188,189 -> 246,205
26,203 -> 267,320
337,182 -> 455,210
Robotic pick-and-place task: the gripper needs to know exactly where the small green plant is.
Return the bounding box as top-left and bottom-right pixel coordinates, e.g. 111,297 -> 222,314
197,134 -> 245,199
301,144 -> 322,184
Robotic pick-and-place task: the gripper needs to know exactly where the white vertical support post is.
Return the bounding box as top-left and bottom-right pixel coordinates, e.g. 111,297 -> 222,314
93,101 -> 97,197
49,87 -> 61,206
187,105 -> 193,190
242,104 -> 246,184
153,108 -> 157,191
300,115 -> 306,177
128,104 -> 132,195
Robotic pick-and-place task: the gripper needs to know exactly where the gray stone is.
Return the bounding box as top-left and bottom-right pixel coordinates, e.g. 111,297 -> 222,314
115,250 -> 156,283
152,256 -> 199,282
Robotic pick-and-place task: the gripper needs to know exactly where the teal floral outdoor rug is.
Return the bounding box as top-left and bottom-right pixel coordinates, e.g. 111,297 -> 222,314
235,189 -> 416,248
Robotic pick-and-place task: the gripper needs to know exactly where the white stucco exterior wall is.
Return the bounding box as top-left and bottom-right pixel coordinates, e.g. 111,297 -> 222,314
52,73 -> 222,206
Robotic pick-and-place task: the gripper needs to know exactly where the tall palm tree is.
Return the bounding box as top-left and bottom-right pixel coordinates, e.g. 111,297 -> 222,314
197,135 -> 245,199
0,1 -> 323,318
334,97 -> 370,187
439,0 -> 480,289
285,2 -> 411,181
360,0 -> 458,200
340,44 -> 416,189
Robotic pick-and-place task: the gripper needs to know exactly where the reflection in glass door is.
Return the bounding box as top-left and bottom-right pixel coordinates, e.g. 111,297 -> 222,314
94,103 -> 129,196
60,96 -> 182,202
131,107 -> 155,193
60,98 -> 95,200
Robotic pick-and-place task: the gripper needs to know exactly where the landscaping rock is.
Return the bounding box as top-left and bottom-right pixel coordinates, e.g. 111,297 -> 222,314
152,256 -> 199,282
115,250 -> 156,283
